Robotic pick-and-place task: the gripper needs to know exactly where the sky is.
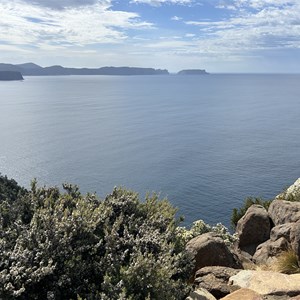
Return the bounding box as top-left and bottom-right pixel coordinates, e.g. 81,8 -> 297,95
0,0 -> 300,73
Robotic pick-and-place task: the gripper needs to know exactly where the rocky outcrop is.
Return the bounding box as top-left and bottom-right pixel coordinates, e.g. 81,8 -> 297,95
194,266 -> 241,298
220,288 -> 263,300
253,237 -> 289,264
186,233 -> 242,277
186,288 -> 217,300
233,179 -> 300,265
290,222 -> 300,259
229,270 -> 300,296
270,223 -> 294,242
0,71 -> 23,81
188,179 -> 300,300
236,205 -> 271,255
268,200 -> 300,226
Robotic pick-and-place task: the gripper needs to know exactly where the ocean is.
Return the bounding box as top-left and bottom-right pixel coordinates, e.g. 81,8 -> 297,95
0,74 -> 299,227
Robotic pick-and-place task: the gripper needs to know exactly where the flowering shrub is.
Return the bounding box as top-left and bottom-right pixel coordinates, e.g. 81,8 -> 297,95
177,220 -> 238,247
0,176 -> 193,299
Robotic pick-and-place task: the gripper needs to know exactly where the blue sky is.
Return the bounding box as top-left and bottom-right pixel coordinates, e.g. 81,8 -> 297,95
1,0 -> 300,72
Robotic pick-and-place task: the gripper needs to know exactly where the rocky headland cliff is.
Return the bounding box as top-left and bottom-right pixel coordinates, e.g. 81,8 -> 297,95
186,178 -> 300,300
0,71 -> 23,81
0,63 -> 169,76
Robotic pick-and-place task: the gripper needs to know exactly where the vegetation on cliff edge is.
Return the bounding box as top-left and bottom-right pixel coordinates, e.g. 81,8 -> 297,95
0,174 -> 193,299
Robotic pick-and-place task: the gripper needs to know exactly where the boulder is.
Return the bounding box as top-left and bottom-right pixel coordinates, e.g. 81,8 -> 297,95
229,270 -> 300,296
194,266 -> 241,298
186,233 -> 242,277
253,237 -> 289,264
236,205 -> 271,255
186,288 -> 217,300
221,290 -> 300,300
290,222 -> 300,260
270,224 -> 293,242
268,200 -> 300,226
220,288 -> 263,300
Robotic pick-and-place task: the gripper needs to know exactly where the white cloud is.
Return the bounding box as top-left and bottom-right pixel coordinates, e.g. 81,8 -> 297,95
184,0 -> 300,54
130,0 -> 193,6
171,16 -> 182,21
22,0 -> 106,9
185,33 -> 196,37
0,0 -> 153,49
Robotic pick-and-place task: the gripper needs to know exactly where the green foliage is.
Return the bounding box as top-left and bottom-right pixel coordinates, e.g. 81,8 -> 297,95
176,220 -> 238,247
231,197 -> 272,228
0,173 -> 28,202
0,178 -> 193,300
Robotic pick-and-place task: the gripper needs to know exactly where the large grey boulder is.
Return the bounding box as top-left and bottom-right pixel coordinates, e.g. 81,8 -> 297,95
236,205 -> 271,255
270,223 -> 294,242
268,200 -> 300,226
220,288 -> 263,300
194,266 -> 241,298
290,222 -> 300,260
186,288 -> 217,300
253,237 -> 289,264
186,233 -> 242,277
229,270 -> 300,296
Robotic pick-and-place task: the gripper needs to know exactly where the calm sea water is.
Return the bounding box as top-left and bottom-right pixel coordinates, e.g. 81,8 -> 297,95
0,74 -> 299,227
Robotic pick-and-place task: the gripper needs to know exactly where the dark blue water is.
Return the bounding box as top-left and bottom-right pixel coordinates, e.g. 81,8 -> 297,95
0,74 -> 299,227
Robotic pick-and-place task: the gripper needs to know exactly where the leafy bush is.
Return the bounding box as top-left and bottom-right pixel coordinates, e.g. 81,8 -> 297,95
231,197 -> 272,228
0,173 -> 28,202
0,179 -> 193,300
176,220 -> 238,247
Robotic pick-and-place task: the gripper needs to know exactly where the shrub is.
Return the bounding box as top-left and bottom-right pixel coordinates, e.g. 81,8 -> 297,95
0,173 -> 28,203
0,180 -> 193,300
231,197 -> 272,228
176,220 -> 238,247
275,250 -> 300,274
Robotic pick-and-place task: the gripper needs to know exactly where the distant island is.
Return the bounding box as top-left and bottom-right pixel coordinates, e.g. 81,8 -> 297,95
0,63 -> 209,77
0,63 -> 169,76
177,69 -> 209,75
0,71 -> 24,81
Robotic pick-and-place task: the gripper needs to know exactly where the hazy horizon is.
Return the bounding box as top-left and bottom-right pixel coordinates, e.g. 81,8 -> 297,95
1,0 -> 300,74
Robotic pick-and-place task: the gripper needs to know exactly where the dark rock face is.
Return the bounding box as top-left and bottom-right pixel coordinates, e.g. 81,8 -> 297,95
268,200 -> 300,226
0,71 -> 23,81
186,232 -> 242,278
236,205 -> 271,255
195,266 -> 241,298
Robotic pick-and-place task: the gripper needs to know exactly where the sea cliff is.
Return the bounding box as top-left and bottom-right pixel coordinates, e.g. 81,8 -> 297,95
0,71 -> 23,81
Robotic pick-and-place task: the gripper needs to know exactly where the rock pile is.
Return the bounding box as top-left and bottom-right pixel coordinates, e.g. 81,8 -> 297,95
186,178 -> 300,300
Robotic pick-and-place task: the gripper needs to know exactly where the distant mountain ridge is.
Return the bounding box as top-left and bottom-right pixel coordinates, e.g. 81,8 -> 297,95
0,63 -> 169,76
0,63 -> 209,76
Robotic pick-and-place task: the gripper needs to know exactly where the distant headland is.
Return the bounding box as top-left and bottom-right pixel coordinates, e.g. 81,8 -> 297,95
0,71 -> 24,81
177,69 -> 209,75
0,63 -> 209,77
